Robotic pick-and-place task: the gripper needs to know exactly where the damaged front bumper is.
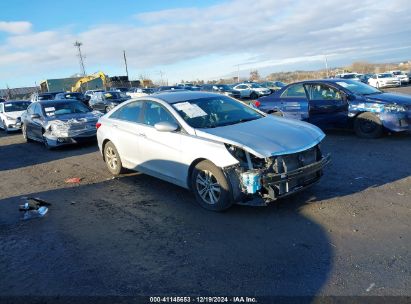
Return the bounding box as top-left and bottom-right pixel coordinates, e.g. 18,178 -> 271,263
225,146 -> 331,206
44,119 -> 98,147
261,154 -> 331,200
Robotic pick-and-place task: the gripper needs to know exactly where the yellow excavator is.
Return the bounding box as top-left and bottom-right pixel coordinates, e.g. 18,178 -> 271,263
71,71 -> 108,92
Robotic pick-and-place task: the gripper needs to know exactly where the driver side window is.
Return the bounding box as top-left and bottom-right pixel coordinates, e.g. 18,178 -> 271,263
305,84 -> 342,101
143,102 -> 177,127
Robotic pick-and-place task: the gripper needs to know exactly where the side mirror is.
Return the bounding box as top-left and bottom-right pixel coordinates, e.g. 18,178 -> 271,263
30,114 -> 40,119
154,121 -> 178,132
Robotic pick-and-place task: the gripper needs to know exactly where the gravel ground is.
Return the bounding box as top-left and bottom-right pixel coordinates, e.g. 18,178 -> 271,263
0,88 -> 410,300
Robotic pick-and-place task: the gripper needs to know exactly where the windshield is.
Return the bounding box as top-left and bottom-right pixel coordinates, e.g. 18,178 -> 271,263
379,73 -> 392,78
275,81 -> 286,87
341,74 -> 357,79
335,80 -> 381,95
250,83 -> 262,88
38,94 -> 53,100
63,93 -> 83,100
172,96 -> 263,129
42,101 -> 91,117
4,101 -> 31,112
217,85 -> 231,90
391,71 -> 401,75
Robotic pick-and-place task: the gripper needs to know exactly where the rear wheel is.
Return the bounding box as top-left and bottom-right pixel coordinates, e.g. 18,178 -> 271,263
104,141 -> 125,175
191,160 -> 233,211
354,112 -> 383,138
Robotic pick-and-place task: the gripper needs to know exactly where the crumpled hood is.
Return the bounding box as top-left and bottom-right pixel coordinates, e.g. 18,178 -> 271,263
46,111 -> 101,123
195,116 -> 325,158
364,92 -> 411,106
4,111 -> 25,119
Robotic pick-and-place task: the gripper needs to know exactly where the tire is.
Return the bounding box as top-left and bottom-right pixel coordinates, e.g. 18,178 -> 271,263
191,160 -> 233,211
354,112 -> 383,138
250,92 -> 258,99
103,141 -> 125,175
22,124 -> 32,142
2,120 -> 8,133
376,82 -> 380,89
42,134 -> 52,150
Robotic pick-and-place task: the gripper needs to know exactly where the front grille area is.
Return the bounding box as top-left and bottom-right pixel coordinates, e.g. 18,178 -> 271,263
271,146 -> 320,195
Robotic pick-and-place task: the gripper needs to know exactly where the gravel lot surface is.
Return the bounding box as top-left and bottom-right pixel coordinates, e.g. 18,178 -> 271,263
0,87 -> 410,299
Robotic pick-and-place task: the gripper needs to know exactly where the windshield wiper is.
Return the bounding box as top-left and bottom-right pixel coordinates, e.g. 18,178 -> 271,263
362,92 -> 382,96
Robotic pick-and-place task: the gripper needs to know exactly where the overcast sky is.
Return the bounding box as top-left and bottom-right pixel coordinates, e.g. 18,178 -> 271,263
1,0 -> 410,88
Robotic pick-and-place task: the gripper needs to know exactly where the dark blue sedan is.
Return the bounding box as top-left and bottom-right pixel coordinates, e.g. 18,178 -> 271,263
254,79 -> 411,138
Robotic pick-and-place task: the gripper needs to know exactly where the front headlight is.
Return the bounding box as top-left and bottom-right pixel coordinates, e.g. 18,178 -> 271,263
5,115 -> 16,122
384,104 -> 406,112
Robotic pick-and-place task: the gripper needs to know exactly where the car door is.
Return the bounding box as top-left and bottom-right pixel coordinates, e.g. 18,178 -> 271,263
136,101 -> 185,185
305,83 -> 349,129
28,103 -> 45,140
108,101 -> 144,167
277,83 -> 310,120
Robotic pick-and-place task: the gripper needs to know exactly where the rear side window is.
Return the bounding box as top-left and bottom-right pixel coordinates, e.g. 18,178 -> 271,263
110,101 -> 143,123
281,84 -> 307,98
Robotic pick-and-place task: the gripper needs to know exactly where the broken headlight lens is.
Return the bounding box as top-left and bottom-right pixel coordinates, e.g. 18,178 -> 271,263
384,104 -> 406,112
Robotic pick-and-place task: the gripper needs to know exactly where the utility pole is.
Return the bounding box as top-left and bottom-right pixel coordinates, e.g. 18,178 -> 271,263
324,54 -> 329,78
123,50 -> 131,87
74,41 -> 86,76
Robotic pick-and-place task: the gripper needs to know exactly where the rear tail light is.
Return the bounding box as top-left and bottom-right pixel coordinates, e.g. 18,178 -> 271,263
253,100 -> 261,107
96,122 -> 102,129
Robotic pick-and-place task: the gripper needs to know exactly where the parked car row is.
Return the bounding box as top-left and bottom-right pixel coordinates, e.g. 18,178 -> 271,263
335,71 -> 409,88
2,77 -> 410,211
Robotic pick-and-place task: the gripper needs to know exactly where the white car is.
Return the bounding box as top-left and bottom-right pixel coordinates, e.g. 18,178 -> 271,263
0,100 -> 31,132
335,73 -> 361,81
388,70 -> 409,85
126,88 -> 148,99
232,83 -> 271,99
368,73 -> 401,88
97,91 -> 329,211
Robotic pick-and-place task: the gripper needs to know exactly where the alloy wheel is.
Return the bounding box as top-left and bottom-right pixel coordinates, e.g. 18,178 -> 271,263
195,170 -> 221,205
105,146 -> 119,171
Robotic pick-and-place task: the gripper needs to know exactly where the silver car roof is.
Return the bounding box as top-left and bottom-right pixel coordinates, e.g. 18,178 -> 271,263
153,91 -> 223,104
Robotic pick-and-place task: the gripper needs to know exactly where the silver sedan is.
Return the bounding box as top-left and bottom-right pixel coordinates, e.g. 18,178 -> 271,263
97,91 -> 330,211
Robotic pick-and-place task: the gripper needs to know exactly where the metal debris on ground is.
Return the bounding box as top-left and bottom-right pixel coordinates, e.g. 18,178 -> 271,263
366,283 -> 375,292
65,177 -> 82,183
19,197 -> 51,220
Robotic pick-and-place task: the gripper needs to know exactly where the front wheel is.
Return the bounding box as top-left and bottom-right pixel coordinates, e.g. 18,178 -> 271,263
250,92 -> 258,99
191,160 -> 233,211
104,141 -> 125,175
22,124 -> 32,142
354,112 -> 383,138
2,120 -> 9,133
